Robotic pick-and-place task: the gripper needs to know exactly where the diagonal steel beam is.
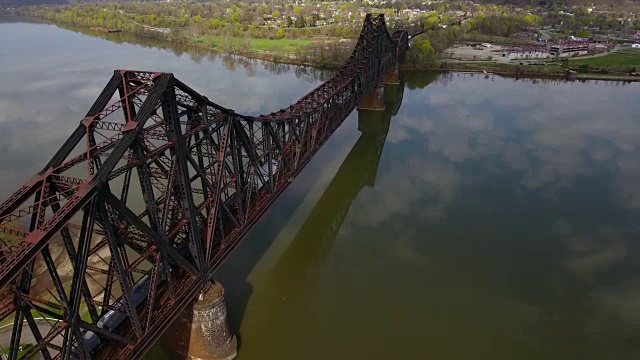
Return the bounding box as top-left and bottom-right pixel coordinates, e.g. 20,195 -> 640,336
104,193 -> 198,276
0,74 -> 172,291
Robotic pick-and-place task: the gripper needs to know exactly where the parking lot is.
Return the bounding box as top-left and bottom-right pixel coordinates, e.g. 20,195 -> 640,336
443,43 -> 511,63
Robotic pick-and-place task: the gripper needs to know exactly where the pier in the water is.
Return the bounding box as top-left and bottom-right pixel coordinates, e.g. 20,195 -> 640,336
164,281 -> 237,360
358,65 -> 399,111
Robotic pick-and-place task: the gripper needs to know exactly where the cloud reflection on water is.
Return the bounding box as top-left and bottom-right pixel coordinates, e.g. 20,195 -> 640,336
347,74 -> 640,339
385,74 -> 640,207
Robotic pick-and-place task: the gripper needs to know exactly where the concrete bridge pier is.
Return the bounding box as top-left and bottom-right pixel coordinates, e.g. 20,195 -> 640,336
164,280 -> 237,360
381,64 -> 400,85
188,281 -> 238,360
358,83 -> 386,111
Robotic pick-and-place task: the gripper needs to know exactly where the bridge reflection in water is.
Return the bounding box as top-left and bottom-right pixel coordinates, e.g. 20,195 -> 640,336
269,81 -> 405,291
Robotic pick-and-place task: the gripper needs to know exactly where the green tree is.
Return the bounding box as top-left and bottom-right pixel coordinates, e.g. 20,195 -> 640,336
272,11 -> 281,19
423,13 -> 440,30
210,18 -> 221,29
523,14 -> 541,27
405,37 -> 439,69
575,29 -> 592,38
276,28 -> 285,39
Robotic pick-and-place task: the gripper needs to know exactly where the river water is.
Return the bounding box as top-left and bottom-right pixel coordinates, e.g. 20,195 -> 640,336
2,19 -> 640,360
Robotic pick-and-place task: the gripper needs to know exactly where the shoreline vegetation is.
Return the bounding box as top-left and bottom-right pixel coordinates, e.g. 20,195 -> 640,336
2,3 -> 640,82
21,15 -> 640,82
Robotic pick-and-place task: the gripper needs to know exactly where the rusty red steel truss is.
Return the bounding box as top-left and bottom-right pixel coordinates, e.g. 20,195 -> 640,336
0,14 -> 409,360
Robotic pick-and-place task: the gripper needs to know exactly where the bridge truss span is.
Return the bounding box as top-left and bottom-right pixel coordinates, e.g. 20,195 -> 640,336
0,14 -> 408,360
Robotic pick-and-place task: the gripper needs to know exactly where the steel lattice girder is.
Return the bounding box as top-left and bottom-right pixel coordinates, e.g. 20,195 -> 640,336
0,14 -> 409,360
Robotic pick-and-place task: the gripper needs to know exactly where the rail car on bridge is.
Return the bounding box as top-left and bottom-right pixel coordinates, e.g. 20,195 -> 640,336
72,263 -> 173,357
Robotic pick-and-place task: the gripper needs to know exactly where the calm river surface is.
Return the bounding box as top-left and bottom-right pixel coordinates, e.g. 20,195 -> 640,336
2,19 -> 640,360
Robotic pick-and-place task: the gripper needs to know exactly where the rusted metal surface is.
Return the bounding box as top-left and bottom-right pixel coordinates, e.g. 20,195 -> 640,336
0,14 -> 409,360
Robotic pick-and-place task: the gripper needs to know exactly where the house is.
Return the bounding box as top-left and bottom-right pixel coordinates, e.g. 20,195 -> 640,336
537,35 -> 552,43
511,32 -> 535,39
568,35 -> 589,42
550,42 -> 589,57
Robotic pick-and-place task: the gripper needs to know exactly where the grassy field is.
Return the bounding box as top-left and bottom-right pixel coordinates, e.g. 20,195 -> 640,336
191,35 -> 313,53
0,279 -> 97,329
570,48 -> 640,70
251,38 -> 313,52
0,305 -> 98,331
1,343 -> 33,358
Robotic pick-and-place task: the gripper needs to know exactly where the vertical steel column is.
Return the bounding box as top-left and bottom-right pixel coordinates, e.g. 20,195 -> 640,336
161,82 -> 206,279
62,197 -> 99,360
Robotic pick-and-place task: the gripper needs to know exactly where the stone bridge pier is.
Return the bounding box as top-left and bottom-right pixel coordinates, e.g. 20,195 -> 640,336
358,65 -> 399,111
358,84 -> 386,111
162,281 -> 237,360
189,281 -> 237,360
381,64 -> 400,85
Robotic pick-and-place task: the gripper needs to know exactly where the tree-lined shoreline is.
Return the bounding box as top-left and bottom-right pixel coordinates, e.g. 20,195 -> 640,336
2,2 -> 446,69
4,1 -> 640,81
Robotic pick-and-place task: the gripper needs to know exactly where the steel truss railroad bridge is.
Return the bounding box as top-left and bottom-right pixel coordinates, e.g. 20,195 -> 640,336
0,14 -> 411,360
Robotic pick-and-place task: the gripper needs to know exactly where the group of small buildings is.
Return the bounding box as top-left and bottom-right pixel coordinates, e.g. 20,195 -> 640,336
500,41 -> 591,60
486,31 -> 615,60
469,43 -> 589,61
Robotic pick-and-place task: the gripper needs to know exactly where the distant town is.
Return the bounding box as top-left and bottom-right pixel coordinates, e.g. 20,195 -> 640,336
4,0 -> 640,79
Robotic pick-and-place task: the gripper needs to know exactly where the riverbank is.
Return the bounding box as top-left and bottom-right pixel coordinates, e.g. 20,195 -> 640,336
54,23 -> 640,81
5,14 -> 638,82
435,61 -> 640,82
71,22 -> 640,80
187,40 -> 342,69
24,17 -> 341,69
1,12 -> 353,69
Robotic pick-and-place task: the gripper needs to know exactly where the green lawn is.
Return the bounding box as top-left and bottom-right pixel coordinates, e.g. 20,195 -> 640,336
251,38 -> 313,52
1,343 -> 34,358
571,49 -> 640,70
616,49 -> 640,56
0,296 -> 96,328
0,309 -> 57,328
190,35 -> 312,53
